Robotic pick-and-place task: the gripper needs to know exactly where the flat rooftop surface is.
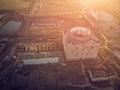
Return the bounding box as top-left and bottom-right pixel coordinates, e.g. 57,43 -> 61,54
90,69 -> 107,78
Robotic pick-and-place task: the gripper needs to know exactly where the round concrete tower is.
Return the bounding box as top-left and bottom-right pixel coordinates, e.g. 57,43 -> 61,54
63,27 -> 100,61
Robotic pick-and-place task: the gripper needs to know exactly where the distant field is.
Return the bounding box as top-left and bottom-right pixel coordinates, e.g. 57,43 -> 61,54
0,0 -> 33,10
31,0 -> 82,17
0,0 -> 120,20
84,0 -> 120,20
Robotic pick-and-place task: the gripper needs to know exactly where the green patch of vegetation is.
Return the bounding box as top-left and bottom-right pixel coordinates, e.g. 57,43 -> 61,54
0,0 -> 33,10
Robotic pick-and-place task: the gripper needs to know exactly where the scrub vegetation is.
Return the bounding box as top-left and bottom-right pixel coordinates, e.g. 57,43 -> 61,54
0,0 -> 33,10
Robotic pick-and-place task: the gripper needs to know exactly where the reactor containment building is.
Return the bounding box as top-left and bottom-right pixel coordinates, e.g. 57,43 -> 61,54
63,27 -> 100,61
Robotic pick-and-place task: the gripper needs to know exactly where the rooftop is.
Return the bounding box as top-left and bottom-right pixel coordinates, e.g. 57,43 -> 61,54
89,68 -> 109,82
70,27 -> 91,36
65,27 -> 93,42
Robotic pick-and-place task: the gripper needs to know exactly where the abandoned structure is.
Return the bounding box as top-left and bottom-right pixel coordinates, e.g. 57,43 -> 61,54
63,27 -> 100,61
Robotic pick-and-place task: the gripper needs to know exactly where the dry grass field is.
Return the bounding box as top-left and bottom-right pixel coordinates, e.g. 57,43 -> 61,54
84,0 -> 120,20
0,0 -> 33,10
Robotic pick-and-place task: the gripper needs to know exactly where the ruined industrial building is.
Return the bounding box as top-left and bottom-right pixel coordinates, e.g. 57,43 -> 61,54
63,27 -> 100,60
